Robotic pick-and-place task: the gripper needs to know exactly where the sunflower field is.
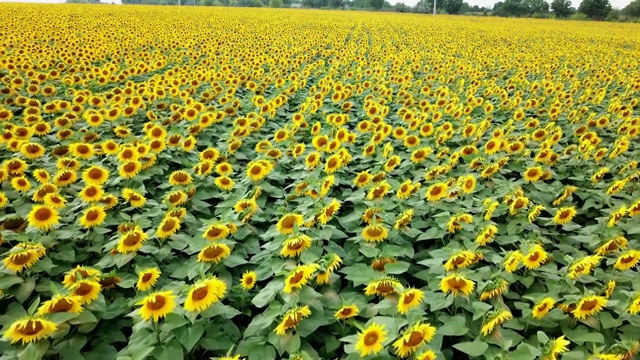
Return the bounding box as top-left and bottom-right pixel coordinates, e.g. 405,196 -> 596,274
0,4 -> 640,360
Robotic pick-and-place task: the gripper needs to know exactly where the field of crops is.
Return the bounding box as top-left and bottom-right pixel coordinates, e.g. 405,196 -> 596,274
1,4 -> 640,360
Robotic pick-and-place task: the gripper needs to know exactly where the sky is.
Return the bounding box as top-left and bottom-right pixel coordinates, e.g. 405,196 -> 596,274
0,0 -> 631,9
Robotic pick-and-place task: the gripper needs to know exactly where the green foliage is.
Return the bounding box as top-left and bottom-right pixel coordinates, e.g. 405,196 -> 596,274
551,0 -> 572,18
578,0 -> 612,19
443,0 -> 463,14
269,0 -> 284,7
623,0 -> 640,17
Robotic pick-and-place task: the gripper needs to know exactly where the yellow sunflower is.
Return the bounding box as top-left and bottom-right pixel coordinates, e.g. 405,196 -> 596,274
27,205 -> 59,231
334,305 -> 359,320
137,268 -> 161,291
365,278 -> 402,297
3,317 -> 58,344
283,264 -> 318,293
197,243 -> 231,263
184,276 -> 227,312
70,280 -> 102,304
614,250 -> 640,271
522,244 -> 548,270
79,206 -> 107,229
37,294 -> 83,315
82,165 -> 109,185
137,290 -> 176,322
11,176 -> 31,192
542,336 -> 570,360
118,161 -> 142,179
3,244 -> 46,272
276,213 -> 304,235
274,305 -> 311,336
532,297 -> 555,319
203,223 -> 230,241
214,176 -> 235,191
353,171 -> 372,188
156,216 -> 181,239
572,295 -> 607,320
355,322 -> 387,357
481,310 -> 512,336
426,182 -> 448,202
116,229 -> 147,254
397,288 -> 425,314
280,234 -> 312,258
122,188 -> 146,208
241,271 -> 257,290
440,274 -> 475,296
361,224 -> 389,243
392,322 -> 437,358
553,206 -> 577,225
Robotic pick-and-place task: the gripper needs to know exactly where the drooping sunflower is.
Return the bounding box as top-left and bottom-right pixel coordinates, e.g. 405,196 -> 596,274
392,322 -> 437,358
479,278 -> 509,301
280,234 -> 312,258
568,255 -> 601,279
440,274 -> 475,296
203,223 -> 230,241
37,294 -> 83,315
426,182 -> 448,202
595,236 -> 628,256
628,293 -> 640,315
614,250 -> 640,271
137,268 -> 161,291
3,244 -> 46,272
316,253 -> 343,284
365,277 -> 402,297
79,206 -> 107,229
276,213 -> 304,235
334,304 -> 359,320
415,350 -> 437,360
355,322 -> 387,357
116,229 -> 147,254
137,290 -> 176,322
553,206 -> 577,225
70,280 -> 102,304
184,276 -> 227,312
274,305 -> 311,336
241,271 -> 257,290
481,310 -> 512,336
197,243 -> 231,263
283,264 -> 318,293
541,336 -> 570,360
572,295 -> 607,320
361,224 -> 389,243
156,216 -> 181,239
27,205 -> 59,231
318,199 -> 341,224
98,194 -> 119,210
398,288 -> 425,314
3,317 -> 58,344
532,297 -> 555,319
504,251 -> 523,273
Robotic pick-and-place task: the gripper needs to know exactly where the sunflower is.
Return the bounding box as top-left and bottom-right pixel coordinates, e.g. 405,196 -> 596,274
37,294 -> 83,315
169,170 -> 192,186
116,229 -> 147,254
475,224 -> 498,246
522,244 -> 548,270
197,243 -> 231,263
479,309 -> 512,336
553,206 -> 577,225
241,271 -> 257,290
361,224 -> 389,243
440,274 -> 475,296
504,251 -> 523,273
214,176 -> 235,191
70,280 -> 102,304
572,295 -> 607,320
0,192 -> 8,208
156,216 -> 181,239
334,305 -> 359,320
356,322 -> 387,357
530,297 -> 556,319
3,317 -> 58,344
215,162 -> 233,176
203,223 -> 230,241
398,288 -> 425,314
479,278 -> 509,301
184,277 -> 227,312
460,175 -> 476,194
444,251 -> 475,271
394,209 -> 414,230
614,250 -> 640,271
426,182 -> 448,202
542,336 -> 570,360
246,162 -> 268,182
415,350 -> 437,360
137,291 -> 176,322
276,213 -> 304,235
281,234 -> 312,258
365,278 -> 402,297
99,194 -> 119,210
62,266 -> 101,287
274,305 -> 311,336
79,206 -> 107,229
628,294 -> 640,315
305,151 -> 321,169
82,165 -> 109,185
595,236 -> 628,256
119,161 -> 142,179
79,185 -> 104,203
393,322 -> 437,358
54,170 -> 78,186
283,264 -> 318,293
317,253 -> 343,284
137,268 -> 161,291
11,176 -> 31,192
3,245 -> 46,272
523,166 -> 544,182
27,205 -> 59,231
122,188 -> 146,208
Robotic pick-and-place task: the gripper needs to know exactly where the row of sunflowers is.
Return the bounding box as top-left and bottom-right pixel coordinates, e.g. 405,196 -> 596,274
1,4 -> 640,360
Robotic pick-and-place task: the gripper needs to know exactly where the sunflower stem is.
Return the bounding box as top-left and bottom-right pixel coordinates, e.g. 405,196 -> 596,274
152,320 -> 161,346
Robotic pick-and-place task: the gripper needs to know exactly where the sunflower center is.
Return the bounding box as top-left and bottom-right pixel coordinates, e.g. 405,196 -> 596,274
406,330 -> 424,347
147,296 -> 167,311
89,169 -> 103,179
328,158 -> 338,168
537,303 -> 548,311
376,282 -> 394,294
11,252 -> 33,265
250,165 -> 262,175
142,273 -> 153,283
363,331 -> 379,346
280,216 -> 296,230
203,246 -> 223,259
50,298 -> 74,312
287,241 -> 305,251
430,186 -> 442,197
86,187 -> 98,197
124,163 -> 137,172
528,252 -> 540,262
123,233 -> 141,246
74,282 -> 93,296
35,207 -> 53,221
340,308 -> 353,316
580,299 -> 599,311
191,286 -> 209,301
403,293 -> 415,304
206,227 -> 223,238
162,219 -> 177,232
621,255 -> 635,264
86,210 -> 100,221
447,278 -> 466,290
220,178 -> 230,185
366,226 -> 383,238
18,320 -> 44,336
169,193 -> 182,203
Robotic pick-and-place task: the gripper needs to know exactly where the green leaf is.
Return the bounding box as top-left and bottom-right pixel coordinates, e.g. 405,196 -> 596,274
453,340 -> 489,357
384,261 -> 410,274
155,339 -> 184,360
252,281 -> 281,308
537,331 -> 549,344
0,275 -> 24,288
175,322 -> 205,352
15,277 -> 36,303
509,342 -> 541,360
437,315 -> 468,336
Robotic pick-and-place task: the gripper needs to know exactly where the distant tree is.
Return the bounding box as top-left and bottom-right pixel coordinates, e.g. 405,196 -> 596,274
394,2 -> 410,11
460,1 -> 471,12
551,0 -> 572,16
493,1 -> 505,15
578,0 -> 612,19
623,0 -> 640,17
501,0 -> 527,16
524,0 -> 549,14
269,0 -> 283,6
250,0 -> 264,6
368,0 -> 384,9
443,0 -> 464,13
328,0 -> 343,8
